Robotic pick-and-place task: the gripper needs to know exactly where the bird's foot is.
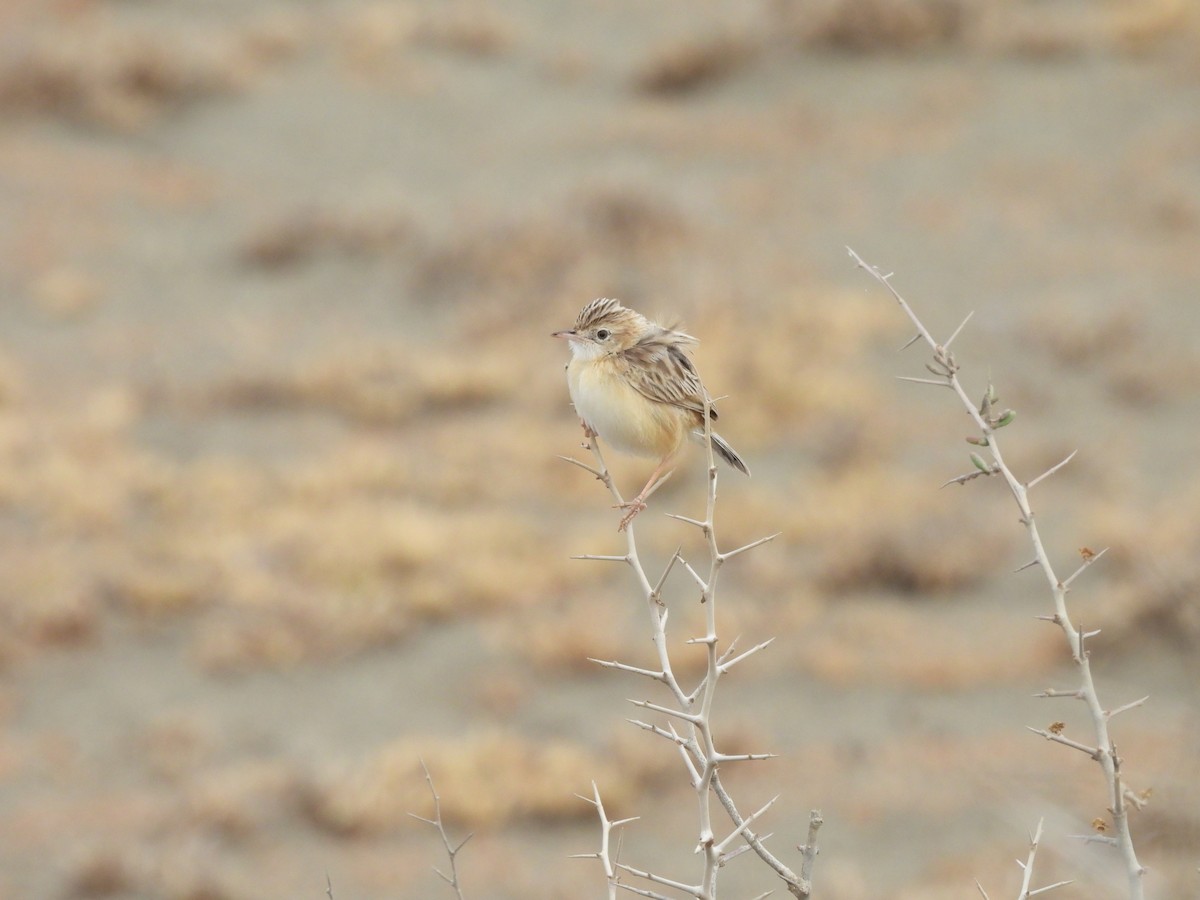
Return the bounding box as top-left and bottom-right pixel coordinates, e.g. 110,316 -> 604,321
615,497 -> 648,532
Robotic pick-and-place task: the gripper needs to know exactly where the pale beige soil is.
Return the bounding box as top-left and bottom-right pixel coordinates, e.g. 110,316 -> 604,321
0,1 -> 1198,898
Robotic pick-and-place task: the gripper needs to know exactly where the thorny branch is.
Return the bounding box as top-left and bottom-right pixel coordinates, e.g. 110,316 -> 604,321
848,247 -> 1146,899
565,397 -> 817,897
409,760 -> 472,900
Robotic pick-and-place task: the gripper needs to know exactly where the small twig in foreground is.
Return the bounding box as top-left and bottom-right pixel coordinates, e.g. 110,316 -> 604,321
409,759 -> 471,900
574,782 -> 640,899
975,819 -> 1072,899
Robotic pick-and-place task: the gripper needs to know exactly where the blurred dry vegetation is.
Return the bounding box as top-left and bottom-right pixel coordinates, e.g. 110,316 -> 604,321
0,0 -> 1198,897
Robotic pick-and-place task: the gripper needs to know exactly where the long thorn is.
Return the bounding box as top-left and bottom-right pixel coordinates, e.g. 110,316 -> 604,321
614,863 -> 697,894
1027,449 -> 1078,489
715,796 -> 779,854
628,718 -> 688,745
718,637 -> 775,674
1062,547 -> 1108,589
628,698 -> 703,724
1029,880 -> 1074,896
943,310 -> 975,349
1106,696 -> 1150,719
590,658 -> 667,681
896,375 -> 950,387
1035,688 -> 1083,699
714,751 -> 778,762
1027,726 -> 1101,759
559,455 -> 605,479
680,558 -> 708,592
719,532 -> 780,562
651,549 -> 682,598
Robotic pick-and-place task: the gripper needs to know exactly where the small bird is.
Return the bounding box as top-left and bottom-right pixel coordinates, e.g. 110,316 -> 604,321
554,298 -> 749,530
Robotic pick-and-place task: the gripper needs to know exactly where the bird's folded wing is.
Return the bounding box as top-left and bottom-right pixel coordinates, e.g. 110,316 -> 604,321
619,336 -> 717,419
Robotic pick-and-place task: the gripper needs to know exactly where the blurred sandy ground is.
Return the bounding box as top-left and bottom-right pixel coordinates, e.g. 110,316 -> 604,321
0,0 -> 1198,897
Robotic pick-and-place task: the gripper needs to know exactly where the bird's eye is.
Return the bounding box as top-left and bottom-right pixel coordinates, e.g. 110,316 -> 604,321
596,328 -> 610,340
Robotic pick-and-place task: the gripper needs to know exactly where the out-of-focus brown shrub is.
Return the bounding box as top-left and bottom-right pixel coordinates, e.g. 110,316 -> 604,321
184,760 -> 299,838
416,4 -> 517,56
413,189 -> 692,310
974,0 -> 1197,59
303,730 -> 667,834
0,21 -> 256,130
237,207 -> 413,269
774,0 -> 1198,57
206,342 -> 517,426
1021,301 -> 1200,406
793,600 -> 1062,688
745,464 -> 1014,595
692,290 -> 893,452
1078,477 -> 1200,653
773,0 -> 969,52
634,31 -> 761,95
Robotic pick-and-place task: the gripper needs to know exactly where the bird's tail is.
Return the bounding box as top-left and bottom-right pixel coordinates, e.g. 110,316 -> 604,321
693,430 -> 750,476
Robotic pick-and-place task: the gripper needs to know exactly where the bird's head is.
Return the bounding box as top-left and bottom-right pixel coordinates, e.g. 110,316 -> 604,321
552,298 -> 647,360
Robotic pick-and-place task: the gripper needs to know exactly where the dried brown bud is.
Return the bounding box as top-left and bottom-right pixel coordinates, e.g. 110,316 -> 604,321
1080,547 -> 1096,561
1049,721 -> 1066,735
1092,817 -> 1109,832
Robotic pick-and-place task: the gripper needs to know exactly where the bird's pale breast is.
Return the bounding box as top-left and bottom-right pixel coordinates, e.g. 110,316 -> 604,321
568,356 -> 687,459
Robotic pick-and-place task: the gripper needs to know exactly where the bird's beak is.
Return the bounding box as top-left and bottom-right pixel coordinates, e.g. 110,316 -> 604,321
552,329 -> 576,340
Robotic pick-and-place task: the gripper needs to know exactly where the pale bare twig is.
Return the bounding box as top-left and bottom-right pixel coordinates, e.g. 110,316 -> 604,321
849,247 -> 1146,899
713,796 -> 779,856
944,310 -> 975,349
1062,547 -> 1108,589
714,750 -> 778,762
1070,831 -> 1119,846
1026,450 -> 1077,490
720,533 -> 781,562
615,862 -> 699,896
1016,819 -> 1073,899
1030,882 -> 1074,896
590,657 -> 669,682
1026,725 -> 1102,759
974,819 -> 1074,898
409,760 -> 471,900
1016,820 -> 1042,899
1106,696 -> 1150,719
798,810 -> 823,894
1035,688 -> 1083,700
718,637 -> 775,674
574,782 -> 639,899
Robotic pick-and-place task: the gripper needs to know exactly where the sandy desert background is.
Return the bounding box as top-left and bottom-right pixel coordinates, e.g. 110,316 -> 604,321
0,1 -> 1198,897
